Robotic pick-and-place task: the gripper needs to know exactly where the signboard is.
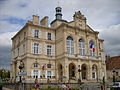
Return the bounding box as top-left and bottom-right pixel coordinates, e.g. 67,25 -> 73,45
19,72 -> 27,76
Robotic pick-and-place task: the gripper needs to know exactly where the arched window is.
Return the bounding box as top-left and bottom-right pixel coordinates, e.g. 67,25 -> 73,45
79,39 -> 85,55
66,36 -> 74,55
89,40 -> 95,56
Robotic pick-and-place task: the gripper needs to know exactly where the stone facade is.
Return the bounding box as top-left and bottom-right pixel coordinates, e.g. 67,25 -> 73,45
11,7 -> 106,83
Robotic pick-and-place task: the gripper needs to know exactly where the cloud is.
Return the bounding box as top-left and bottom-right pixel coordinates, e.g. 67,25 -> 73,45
0,46 -> 11,70
0,32 -> 17,70
0,32 -> 17,46
99,24 -> 120,56
0,0 -> 120,69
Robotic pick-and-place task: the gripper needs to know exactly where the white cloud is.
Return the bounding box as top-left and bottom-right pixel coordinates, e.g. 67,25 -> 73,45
0,32 -> 17,47
99,24 -> 120,56
0,0 -> 120,69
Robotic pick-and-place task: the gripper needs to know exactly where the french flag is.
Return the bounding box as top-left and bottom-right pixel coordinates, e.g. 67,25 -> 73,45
90,43 -> 95,52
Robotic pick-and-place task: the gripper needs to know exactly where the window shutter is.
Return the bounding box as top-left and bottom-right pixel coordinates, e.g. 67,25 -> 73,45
46,32 -> 48,40
52,33 -> 55,40
45,70 -> 47,78
32,29 -> 35,37
38,70 -> 40,78
39,44 -> 42,54
52,71 -> 54,77
31,70 -> 34,78
39,31 -> 41,38
73,41 -> 75,54
44,44 -> 47,55
31,42 -> 34,54
52,45 -> 55,56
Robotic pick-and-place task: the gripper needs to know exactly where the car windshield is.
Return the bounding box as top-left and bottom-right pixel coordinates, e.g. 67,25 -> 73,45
113,83 -> 119,86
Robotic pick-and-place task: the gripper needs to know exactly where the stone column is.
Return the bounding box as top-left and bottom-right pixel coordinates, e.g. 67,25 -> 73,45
77,59 -> 81,82
98,61 -> 102,81
64,58 -> 69,83
88,60 -> 92,81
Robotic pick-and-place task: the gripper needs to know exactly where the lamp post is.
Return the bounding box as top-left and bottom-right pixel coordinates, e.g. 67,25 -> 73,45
78,65 -> 81,83
112,68 -> 116,84
18,60 -> 24,83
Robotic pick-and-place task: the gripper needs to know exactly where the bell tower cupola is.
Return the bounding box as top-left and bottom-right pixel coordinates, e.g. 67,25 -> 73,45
55,6 -> 62,20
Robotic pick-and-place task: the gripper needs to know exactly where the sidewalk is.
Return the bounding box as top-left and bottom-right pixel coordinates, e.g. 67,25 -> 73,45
3,87 -> 12,90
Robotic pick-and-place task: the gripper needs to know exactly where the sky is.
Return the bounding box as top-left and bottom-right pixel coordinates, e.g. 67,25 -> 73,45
0,0 -> 120,70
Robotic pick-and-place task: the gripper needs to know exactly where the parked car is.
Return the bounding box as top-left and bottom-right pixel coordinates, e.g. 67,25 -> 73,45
112,82 -> 120,88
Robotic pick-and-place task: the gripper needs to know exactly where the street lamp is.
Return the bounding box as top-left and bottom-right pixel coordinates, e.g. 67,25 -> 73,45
112,68 -> 116,83
18,60 -> 24,83
78,65 -> 81,83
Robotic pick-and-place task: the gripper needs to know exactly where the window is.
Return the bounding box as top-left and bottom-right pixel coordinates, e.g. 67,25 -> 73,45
33,70 -> 38,78
92,72 -> 96,78
79,39 -> 85,55
18,48 -> 19,56
47,64 -> 51,68
47,33 -> 51,40
66,36 -> 74,55
89,41 -> 95,56
47,45 -> 52,56
33,43 -> 39,54
47,71 -> 52,78
34,30 -> 39,38
34,63 -> 38,67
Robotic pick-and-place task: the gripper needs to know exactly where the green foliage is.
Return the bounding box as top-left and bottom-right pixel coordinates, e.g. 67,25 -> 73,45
0,70 -> 10,79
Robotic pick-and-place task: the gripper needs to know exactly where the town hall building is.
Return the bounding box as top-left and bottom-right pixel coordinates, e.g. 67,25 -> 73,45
11,6 -> 106,83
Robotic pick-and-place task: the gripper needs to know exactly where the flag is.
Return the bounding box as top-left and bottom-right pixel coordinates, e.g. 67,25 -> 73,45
42,64 -> 45,70
92,48 -> 95,52
90,43 -> 95,52
90,43 -> 93,48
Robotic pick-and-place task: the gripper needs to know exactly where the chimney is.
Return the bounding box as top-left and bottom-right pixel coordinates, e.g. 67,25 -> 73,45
40,16 -> 48,27
33,15 -> 39,24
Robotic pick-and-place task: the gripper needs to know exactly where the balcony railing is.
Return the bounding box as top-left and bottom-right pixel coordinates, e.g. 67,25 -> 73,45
66,54 -> 101,61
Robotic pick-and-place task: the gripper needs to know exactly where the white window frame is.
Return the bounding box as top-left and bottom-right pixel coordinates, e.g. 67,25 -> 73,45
92,72 -> 96,79
33,70 -> 38,78
67,37 -> 74,55
33,43 -> 39,54
47,71 -> 52,78
47,32 -> 52,40
34,30 -> 39,38
47,45 -> 52,56
79,39 -> 85,55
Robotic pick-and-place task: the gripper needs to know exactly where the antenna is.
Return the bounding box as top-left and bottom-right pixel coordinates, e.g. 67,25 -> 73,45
57,1 -> 60,7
